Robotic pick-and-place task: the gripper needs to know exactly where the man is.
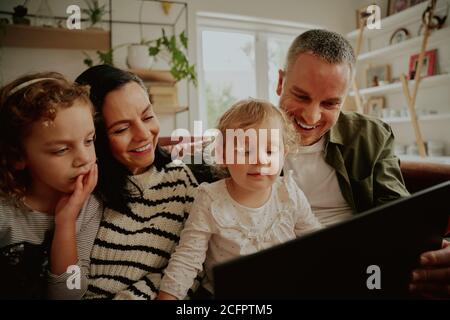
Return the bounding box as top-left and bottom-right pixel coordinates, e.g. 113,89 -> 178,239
277,29 -> 449,298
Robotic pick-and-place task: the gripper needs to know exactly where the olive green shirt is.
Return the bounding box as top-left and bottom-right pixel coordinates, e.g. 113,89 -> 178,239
324,111 -> 410,213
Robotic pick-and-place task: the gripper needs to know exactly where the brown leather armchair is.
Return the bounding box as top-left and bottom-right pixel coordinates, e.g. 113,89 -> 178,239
400,161 -> 450,194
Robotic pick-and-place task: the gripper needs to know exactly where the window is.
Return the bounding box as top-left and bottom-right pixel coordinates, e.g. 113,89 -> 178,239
197,13 -> 313,127
267,35 -> 296,106
201,29 -> 256,127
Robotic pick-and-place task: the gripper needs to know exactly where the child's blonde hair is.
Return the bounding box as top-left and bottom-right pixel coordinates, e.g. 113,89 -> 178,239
0,72 -> 92,200
213,98 -> 298,177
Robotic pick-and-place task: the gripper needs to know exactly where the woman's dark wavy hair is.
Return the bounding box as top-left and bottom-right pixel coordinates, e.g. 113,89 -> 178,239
75,65 -> 171,213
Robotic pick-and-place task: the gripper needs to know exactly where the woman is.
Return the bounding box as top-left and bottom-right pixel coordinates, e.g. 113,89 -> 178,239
76,65 -> 200,299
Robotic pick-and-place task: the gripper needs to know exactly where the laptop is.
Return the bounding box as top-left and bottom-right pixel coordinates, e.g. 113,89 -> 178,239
213,181 -> 450,299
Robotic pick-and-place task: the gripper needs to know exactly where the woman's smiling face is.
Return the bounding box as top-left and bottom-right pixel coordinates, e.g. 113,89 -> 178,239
102,81 -> 160,175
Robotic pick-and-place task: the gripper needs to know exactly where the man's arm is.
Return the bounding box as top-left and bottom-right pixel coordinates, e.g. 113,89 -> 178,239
410,239 -> 450,299
372,125 -> 410,206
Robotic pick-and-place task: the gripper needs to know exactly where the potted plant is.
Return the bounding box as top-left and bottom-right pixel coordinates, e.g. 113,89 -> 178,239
12,1 -> 31,25
127,42 -> 154,70
82,0 -> 108,29
83,29 -> 197,86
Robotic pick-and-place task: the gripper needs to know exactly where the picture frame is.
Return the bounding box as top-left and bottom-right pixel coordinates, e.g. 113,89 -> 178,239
366,65 -> 391,88
388,0 -> 427,16
408,49 -> 437,80
409,0 -> 427,7
389,27 -> 410,45
355,4 -> 374,29
388,0 -> 410,16
366,96 -> 385,117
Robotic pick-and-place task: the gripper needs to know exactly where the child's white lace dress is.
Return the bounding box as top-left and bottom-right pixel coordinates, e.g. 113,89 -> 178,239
160,171 -> 322,299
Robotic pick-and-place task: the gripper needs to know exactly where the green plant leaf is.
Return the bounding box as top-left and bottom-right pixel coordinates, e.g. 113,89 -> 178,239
97,49 -> 113,65
83,0 -> 108,27
148,46 -> 160,56
180,31 -> 188,49
83,58 -> 93,67
169,35 -> 176,50
82,51 -> 93,67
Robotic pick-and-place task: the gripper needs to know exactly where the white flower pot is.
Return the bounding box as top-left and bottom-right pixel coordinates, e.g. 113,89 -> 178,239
127,44 -> 154,69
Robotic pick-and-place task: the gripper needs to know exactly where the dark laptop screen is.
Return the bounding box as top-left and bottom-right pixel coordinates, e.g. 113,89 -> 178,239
213,181 -> 450,299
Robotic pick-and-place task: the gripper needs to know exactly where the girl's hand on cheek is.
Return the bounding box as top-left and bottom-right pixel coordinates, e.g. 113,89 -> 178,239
54,164 -> 98,226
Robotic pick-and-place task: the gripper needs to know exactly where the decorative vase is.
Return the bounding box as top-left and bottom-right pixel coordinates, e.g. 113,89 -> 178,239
126,44 -> 154,69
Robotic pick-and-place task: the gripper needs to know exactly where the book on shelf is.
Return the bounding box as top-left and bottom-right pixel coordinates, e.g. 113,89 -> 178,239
148,85 -> 177,96
150,95 -> 179,109
128,69 -> 176,84
148,84 -> 179,109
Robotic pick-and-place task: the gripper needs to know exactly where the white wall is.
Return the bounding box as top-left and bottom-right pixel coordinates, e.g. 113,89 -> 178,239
187,0 -> 356,34
1,0 -> 357,136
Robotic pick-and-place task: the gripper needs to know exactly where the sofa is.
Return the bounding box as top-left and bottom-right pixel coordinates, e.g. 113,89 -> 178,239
400,161 -> 450,193
159,136 -> 450,192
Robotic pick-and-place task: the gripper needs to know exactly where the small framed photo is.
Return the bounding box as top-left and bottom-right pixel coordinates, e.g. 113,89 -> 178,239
389,28 -> 410,45
355,4 -> 374,29
366,96 -> 385,117
388,0 -> 411,16
366,65 -> 391,88
409,0 -> 427,6
408,49 -> 437,80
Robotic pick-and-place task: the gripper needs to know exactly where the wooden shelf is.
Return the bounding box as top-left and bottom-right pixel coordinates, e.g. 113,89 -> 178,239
357,27 -> 450,62
398,155 -> 450,165
153,105 -> 188,114
346,1 -> 447,40
383,113 -> 450,124
349,74 -> 450,96
2,24 -> 110,50
128,69 -> 176,84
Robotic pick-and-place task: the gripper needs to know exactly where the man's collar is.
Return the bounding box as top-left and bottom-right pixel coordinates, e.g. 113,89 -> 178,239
328,112 -> 345,145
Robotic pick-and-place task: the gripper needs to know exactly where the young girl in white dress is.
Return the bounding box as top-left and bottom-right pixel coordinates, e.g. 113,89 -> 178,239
157,98 -> 322,300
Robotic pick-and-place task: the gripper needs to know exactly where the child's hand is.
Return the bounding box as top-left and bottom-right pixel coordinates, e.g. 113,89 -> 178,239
54,164 -> 98,226
156,291 -> 178,300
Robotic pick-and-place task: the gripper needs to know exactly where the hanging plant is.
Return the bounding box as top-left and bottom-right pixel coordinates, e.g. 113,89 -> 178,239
83,29 -> 197,86
82,0 -> 108,29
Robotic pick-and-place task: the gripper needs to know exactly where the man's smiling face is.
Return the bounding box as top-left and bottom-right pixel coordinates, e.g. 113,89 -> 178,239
277,52 -> 351,146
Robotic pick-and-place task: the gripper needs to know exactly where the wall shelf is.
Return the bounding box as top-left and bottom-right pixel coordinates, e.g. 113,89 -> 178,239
357,27 -> 450,62
153,105 -> 188,114
346,1 -> 447,40
347,1 -> 450,164
349,73 -> 450,96
1,24 -> 110,50
383,113 -> 450,124
128,68 -> 176,84
399,155 -> 450,164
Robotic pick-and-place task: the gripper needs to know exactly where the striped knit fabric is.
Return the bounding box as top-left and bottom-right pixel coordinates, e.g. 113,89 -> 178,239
84,161 -> 199,300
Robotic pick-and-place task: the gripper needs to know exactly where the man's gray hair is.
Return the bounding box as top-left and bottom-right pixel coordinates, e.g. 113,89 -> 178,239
285,29 -> 356,74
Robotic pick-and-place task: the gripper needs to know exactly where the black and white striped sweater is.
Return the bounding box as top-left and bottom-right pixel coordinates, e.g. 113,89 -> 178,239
85,161 -> 199,300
